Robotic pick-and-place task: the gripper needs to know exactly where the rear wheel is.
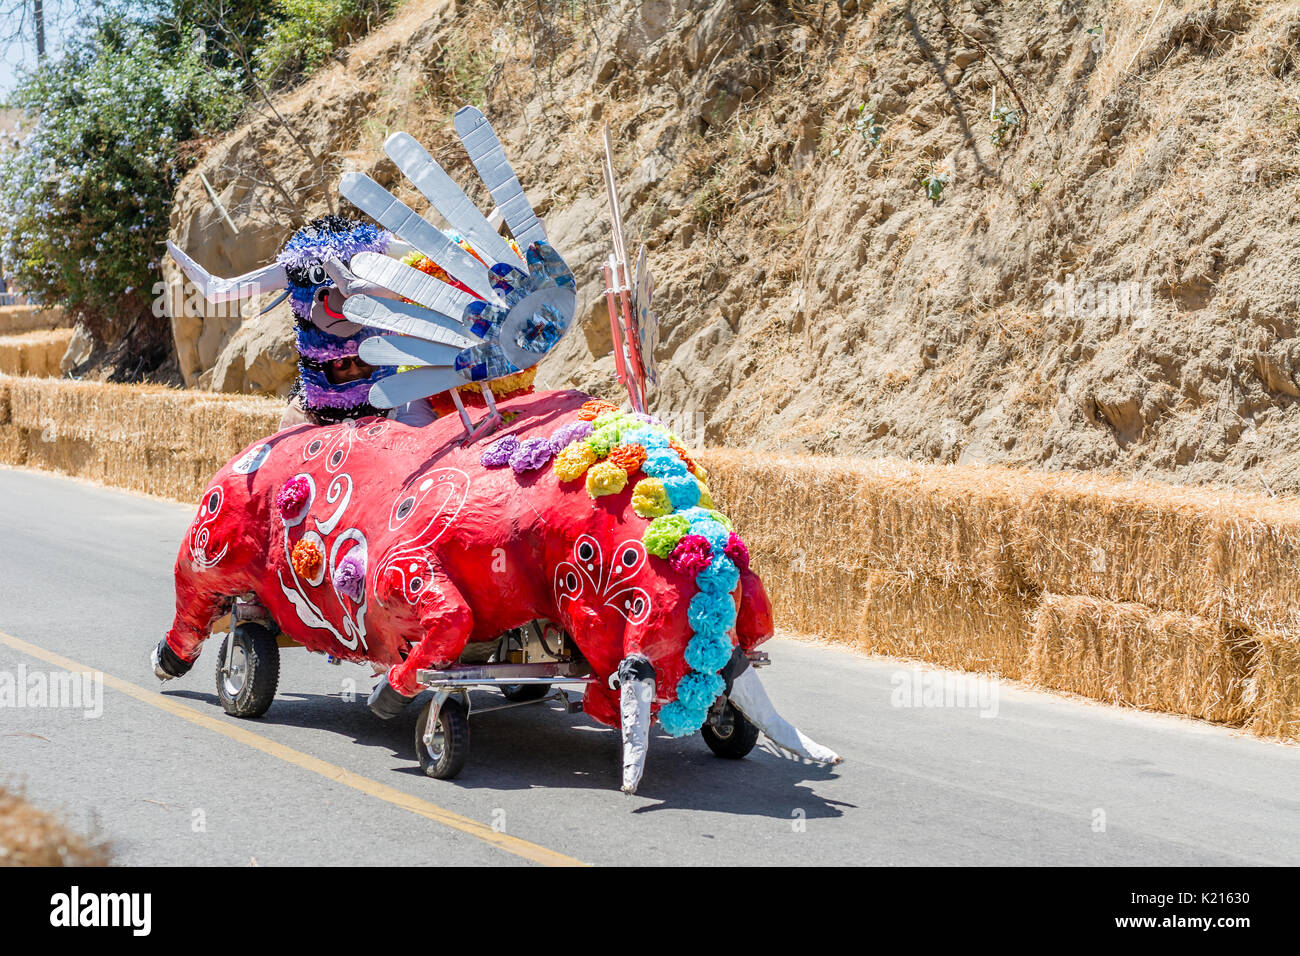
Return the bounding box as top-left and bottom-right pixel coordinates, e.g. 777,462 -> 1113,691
215,623 -> 280,718
701,700 -> 760,759
415,697 -> 469,779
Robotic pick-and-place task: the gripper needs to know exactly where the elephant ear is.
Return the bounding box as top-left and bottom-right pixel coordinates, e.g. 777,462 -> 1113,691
338,106 -> 575,412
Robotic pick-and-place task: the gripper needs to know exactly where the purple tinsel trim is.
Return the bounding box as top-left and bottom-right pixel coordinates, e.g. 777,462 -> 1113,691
334,551 -> 366,602
302,378 -> 375,409
480,435 -> 519,467
509,436 -> 553,473
298,340 -> 362,362
548,420 -> 593,455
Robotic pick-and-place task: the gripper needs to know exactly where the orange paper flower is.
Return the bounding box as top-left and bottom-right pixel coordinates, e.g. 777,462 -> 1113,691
291,539 -> 324,579
577,399 -> 618,421
669,439 -> 700,475
607,443 -> 648,474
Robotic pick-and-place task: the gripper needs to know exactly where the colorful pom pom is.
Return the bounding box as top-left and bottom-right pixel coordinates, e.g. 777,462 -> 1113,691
663,473 -> 702,510
586,460 -> 629,498
276,476 -> 311,520
688,589 -> 738,633
480,435 -> 519,468
709,509 -> 734,531
586,431 -> 614,457
669,534 -> 714,576
553,442 -> 597,482
508,436 -> 553,473
685,631 -> 734,673
643,448 -> 689,479
692,518 -> 732,553
675,671 -> 725,709
577,399 -> 617,421
607,443 -> 647,474
724,532 -> 750,572
644,513 -> 691,558
548,420 -> 593,455
631,478 -> 672,519
658,699 -> 707,737
696,554 -> 739,594
696,477 -> 715,509
333,551 -> 366,602
290,539 -> 324,579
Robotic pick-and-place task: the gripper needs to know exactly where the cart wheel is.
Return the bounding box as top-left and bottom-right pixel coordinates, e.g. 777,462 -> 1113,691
701,699 -> 760,759
215,622 -> 280,718
415,697 -> 469,780
501,682 -> 550,702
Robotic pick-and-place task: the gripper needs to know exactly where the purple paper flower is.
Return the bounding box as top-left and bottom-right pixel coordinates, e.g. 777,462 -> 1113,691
548,420 -> 593,455
509,436 -> 554,473
480,435 -> 519,467
334,551 -> 366,602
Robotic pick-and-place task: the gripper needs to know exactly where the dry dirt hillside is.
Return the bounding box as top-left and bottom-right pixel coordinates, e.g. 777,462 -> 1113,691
165,0 -> 1300,491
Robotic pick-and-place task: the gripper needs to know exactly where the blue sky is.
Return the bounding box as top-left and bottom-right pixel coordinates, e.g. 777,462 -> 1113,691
1,0 -> 83,97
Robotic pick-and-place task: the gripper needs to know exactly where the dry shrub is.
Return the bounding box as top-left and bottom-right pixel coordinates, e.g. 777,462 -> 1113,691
0,786 -> 108,867
1029,593 -> 1253,725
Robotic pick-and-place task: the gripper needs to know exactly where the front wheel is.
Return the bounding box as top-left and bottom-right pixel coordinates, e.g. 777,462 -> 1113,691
415,697 -> 469,779
701,699 -> 760,759
215,623 -> 280,718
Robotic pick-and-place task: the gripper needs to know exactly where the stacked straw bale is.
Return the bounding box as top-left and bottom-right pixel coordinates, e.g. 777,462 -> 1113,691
700,449 -> 1300,741
0,380 -> 1296,740
0,329 -> 74,377
0,377 -> 281,502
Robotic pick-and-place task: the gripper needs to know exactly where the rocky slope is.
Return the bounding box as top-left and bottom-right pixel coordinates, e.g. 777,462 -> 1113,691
165,0 -> 1300,491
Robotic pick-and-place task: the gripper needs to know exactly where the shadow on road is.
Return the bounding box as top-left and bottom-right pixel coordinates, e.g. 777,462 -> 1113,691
163,687 -> 852,820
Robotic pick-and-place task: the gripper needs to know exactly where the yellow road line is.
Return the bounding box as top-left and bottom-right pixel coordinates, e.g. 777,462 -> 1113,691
0,629 -> 588,867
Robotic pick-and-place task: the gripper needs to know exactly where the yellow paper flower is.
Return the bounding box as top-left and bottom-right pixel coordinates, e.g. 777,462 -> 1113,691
631,478 -> 672,518
586,460 -> 629,498
696,477 -> 715,509
554,442 -> 597,482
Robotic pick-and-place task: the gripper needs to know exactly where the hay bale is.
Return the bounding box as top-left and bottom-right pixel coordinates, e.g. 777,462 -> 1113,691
1,378 -> 281,501
0,329 -> 74,376
700,449 -> 1024,590
852,570 -> 1035,678
1029,593 -> 1253,725
1242,628 -> 1300,740
0,305 -> 64,336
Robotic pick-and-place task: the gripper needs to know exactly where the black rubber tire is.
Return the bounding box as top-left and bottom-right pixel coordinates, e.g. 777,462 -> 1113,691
215,623 -> 280,718
701,700 -> 760,759
415,697 -> 469,780
501,682 -> 550,702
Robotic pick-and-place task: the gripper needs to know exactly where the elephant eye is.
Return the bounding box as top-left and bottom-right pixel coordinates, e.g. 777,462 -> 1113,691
309,265 -> 328,286
206,491 -> 220,513
621,547 -> 638,567
577,541 -> 594,561
409,577 -> 422,593
565,572 -> 577,591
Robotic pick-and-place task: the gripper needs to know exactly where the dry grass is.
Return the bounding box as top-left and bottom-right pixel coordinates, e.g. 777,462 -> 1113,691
0,785 -> 108,866
0,330 -> 73,377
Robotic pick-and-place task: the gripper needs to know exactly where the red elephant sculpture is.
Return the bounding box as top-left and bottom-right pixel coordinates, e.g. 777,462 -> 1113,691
153,388 -> 840,791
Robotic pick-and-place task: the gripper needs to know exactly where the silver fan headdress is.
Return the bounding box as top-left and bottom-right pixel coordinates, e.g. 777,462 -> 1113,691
340,107 -> 576,437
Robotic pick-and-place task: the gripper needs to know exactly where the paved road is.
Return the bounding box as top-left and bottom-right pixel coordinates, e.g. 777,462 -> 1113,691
0,467 -> 1297,866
